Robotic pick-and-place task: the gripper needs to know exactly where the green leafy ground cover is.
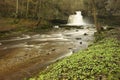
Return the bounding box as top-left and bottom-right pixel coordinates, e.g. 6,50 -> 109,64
28,31 -> 120,80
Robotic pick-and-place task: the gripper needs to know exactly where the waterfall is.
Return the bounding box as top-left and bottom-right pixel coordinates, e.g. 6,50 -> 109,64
67,11 -> 85,26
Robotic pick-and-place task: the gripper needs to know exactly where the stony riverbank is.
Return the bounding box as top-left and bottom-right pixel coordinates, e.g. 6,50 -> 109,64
28,27 -> 120,80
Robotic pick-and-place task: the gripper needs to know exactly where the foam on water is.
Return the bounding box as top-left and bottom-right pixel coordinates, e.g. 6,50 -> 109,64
67,11 -> 85,26
32,38 -> 69,42
0,35 -> 31,42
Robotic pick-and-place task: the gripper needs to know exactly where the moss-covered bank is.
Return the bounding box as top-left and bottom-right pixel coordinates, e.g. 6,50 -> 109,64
28,28 -> 120,80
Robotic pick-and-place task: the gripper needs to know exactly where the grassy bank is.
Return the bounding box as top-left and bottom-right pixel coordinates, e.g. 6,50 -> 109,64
28,29 -> 120,80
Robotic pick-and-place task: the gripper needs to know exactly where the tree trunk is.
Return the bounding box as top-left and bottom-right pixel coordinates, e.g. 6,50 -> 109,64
16,0 -> 19,18
26,0 -> 29,18
91,0 -> 101,32
36,0 -> 42,26
38,0 -> 41,20
34,1 -> 38,19
21,0 -> 24,17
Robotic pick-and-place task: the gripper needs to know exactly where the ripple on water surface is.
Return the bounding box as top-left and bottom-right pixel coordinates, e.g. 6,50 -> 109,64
0,27 -> 96,80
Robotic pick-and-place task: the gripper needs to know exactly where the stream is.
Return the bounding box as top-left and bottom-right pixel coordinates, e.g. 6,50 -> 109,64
0,27 -> 96,80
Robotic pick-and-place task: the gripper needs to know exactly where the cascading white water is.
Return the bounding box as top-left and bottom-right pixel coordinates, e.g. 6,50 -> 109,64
67,11 -> 85,26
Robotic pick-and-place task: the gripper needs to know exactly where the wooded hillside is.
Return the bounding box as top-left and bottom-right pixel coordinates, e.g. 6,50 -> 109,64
0,0 -> 120,20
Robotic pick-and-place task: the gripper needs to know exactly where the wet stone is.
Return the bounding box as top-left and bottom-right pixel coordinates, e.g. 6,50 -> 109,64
29,55 -> 32,57
24,54 -> 28,56
65,34 -> 71,36
51,48 -> 56,51
47,52 -> 51,55
72,50 -> 75,53
80,42 -> 82,44
76,30 -> 79,32
75,38 -> 81,40
84,33 -> 88,36
68,48 -> 72,50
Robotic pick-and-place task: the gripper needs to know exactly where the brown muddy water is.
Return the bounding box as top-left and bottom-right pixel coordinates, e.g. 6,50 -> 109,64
0,27 -> 96,80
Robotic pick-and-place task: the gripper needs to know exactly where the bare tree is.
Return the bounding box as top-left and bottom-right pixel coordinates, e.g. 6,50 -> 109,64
20,0 -> 24,17
36,0 -> 42,26
91,0 -> 101,32
16,0 -> 19,17
26,0 -> 30,18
